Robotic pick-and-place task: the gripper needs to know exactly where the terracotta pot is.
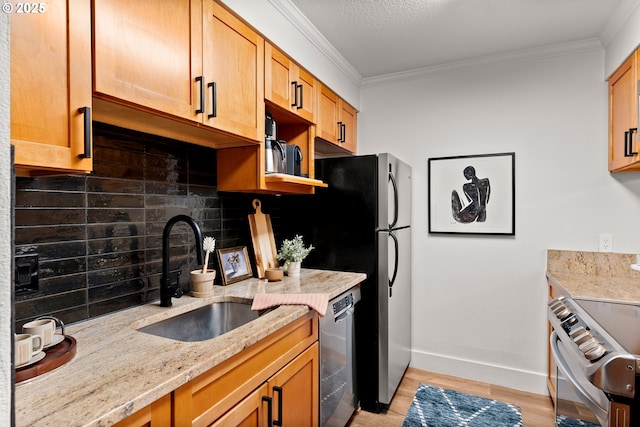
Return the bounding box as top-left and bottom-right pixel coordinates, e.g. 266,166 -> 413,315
286,261 -> 301,277
190,269 -> 216,297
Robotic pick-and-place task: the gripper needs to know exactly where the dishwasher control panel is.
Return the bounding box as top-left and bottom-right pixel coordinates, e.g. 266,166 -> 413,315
332,293 -> 354,317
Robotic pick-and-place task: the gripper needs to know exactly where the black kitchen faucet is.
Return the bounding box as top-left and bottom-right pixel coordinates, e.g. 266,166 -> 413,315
160,215 -> 204,307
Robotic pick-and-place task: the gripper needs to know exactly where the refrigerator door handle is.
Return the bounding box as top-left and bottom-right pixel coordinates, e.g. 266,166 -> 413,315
389,170 -> 399,229
389,231 -> 399,296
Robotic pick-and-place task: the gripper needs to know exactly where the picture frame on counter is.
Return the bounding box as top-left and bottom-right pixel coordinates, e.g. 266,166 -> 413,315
428,152 -> 515,236
217,246 -> 253,285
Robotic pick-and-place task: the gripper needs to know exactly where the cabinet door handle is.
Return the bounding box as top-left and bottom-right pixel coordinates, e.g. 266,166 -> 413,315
341,123 -> 346,143
630,128 -> 638,156
77,106 -> 91,159
337,121 -> 344,143
297,83 -> 303,110
273,386 -> 283,426
291,81 -> 298,108
262,396 -> 273,427
625,130 -> 630,157
208,82 -> 217,119
195,76 -> 205,114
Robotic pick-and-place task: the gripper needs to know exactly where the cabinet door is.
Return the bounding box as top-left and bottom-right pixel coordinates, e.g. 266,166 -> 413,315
112,394 -> 172,427
265,43 -> 296,112
265,43 -> 316,124
268,343 -> 319,427
339,101 -> 357,153
93,0 -> 203,122
608,51 -> 639,171
295,67 -> 317,123
210,383 -> 269,427
317,84 -> 340,144
203,1 -> 264,142
11,0 -> 93,175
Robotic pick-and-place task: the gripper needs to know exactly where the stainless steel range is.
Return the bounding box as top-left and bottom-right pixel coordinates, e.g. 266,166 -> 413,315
548,296 -> 640,427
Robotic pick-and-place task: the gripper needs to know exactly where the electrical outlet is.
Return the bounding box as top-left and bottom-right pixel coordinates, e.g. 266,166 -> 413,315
15,254 -> 39,292
599,233 -> 613,252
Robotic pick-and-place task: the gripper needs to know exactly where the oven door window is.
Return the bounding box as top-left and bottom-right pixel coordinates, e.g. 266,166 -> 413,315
552,331 -> 606,426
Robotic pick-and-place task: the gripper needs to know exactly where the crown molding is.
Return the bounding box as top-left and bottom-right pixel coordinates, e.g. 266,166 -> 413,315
268,0 -> 363,86
600,0 -> 640,47
361,38 -> 604,88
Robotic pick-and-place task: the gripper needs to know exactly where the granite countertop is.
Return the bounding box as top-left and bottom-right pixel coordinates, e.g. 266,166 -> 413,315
15,268 -> 366,427
546,249 -> 640,304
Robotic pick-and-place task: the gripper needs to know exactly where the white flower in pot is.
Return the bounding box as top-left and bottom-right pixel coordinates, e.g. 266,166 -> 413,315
191,236 -> 216,297
276,235 -> 314,277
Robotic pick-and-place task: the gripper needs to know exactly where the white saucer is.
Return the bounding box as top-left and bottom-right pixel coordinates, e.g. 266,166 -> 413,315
16,351 -> 45,369
43,334 -> 64,349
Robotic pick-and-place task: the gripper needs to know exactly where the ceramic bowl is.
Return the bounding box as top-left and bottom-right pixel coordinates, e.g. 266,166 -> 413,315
265,268 -> 284,282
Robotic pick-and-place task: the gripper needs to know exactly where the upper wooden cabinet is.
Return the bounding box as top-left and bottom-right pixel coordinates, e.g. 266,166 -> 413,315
316,83 -> 358,155
93,0 -> 263,147
608,49 -> 639,172
11,0 -> 93,176
202,1 -> 265,141
265,42 -> 317,123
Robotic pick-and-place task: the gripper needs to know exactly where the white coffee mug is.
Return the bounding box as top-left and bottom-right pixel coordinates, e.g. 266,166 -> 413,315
15,333 -> 43,366
23,318 -> 56,346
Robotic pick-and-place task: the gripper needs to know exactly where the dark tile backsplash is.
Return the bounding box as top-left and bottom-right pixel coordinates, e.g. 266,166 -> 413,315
13,123 -> 282,329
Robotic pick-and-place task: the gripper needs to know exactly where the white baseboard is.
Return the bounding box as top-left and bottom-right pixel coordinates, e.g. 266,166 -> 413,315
410,349 -> 549,396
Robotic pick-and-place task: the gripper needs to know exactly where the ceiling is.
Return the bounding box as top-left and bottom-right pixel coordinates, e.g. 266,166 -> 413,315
288,0 -> 636,79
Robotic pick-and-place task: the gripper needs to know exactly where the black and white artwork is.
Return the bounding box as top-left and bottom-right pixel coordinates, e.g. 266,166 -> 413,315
428,153 -> 515,235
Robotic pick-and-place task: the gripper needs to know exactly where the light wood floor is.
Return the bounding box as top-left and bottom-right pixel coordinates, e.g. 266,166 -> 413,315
347,367 -> 556,427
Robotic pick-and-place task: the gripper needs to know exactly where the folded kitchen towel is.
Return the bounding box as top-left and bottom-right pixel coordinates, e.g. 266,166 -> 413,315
251,293 -> 329,317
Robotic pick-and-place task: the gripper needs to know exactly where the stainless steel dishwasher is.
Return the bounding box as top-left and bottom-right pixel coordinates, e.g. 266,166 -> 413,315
320,286 -> 361,427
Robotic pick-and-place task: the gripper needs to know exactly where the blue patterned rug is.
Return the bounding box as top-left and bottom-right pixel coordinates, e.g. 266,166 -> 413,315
556,415 -> 600,427
402,383 -> 522,427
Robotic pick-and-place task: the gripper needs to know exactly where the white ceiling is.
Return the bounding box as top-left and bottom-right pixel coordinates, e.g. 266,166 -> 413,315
288,0 -> 637,79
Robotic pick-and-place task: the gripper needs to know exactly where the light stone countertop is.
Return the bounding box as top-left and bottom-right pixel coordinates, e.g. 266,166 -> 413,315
15,268 -> 366,427
546,249 -> 640,304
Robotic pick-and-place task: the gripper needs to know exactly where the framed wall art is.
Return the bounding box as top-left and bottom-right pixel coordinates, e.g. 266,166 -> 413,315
428,152 -> 515,235
216,246 -> 253,285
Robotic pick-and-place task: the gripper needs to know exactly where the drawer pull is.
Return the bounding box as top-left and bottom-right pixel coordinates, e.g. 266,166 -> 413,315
77,106 -> 91,159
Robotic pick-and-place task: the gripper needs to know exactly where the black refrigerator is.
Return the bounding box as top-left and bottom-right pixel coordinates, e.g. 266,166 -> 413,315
297,153 -> 412,413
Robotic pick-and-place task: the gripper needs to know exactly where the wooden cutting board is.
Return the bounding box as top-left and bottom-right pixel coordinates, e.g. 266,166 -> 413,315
248,199 -> 279,278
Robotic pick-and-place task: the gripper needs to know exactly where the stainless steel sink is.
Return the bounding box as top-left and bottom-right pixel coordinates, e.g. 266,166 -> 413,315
137,301 -> 260,342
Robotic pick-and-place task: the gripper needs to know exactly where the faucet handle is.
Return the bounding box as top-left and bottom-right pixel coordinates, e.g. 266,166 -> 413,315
173,286 -> 184,298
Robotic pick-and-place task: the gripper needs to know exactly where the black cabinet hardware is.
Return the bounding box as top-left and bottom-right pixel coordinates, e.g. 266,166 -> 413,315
77,106 -> 91,159
291,81 -> 303,110
625,128 -> 638,157
262,395 -> 273,427
273,386 -> 283,426
291,81 -> 298,108
195,76 -> 204,114
208,82 -> 217,119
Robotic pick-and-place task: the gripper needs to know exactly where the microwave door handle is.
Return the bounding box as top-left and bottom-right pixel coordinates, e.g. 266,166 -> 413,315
550,332 -> 609,423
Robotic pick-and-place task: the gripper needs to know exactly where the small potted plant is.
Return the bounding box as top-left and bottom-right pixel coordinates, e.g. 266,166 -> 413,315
276,235 -> 314,277
190,236 -> 216,297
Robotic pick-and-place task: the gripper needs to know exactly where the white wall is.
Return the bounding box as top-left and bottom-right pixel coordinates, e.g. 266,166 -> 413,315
358,48 -> 640,394
1,10 -> 11,427
604,0 -> 640,77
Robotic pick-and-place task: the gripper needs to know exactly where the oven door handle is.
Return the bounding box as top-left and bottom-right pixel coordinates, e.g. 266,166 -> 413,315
550,331 -> 609,424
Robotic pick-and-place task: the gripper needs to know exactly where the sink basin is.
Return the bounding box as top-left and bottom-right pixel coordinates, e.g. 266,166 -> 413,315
137,302 -> 260,342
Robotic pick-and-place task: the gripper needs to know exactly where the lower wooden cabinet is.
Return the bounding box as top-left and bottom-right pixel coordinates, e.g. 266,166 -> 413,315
113,312 -> 318,427
212,344 -> 319,427
174,311 -> 318,427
